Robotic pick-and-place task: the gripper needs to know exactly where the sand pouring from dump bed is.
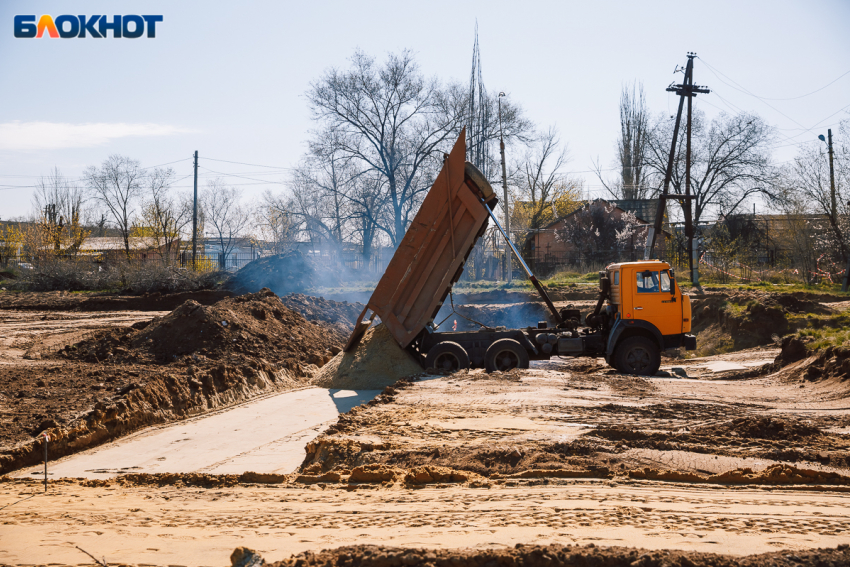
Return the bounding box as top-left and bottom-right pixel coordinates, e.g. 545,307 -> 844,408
311,323 -> 422,389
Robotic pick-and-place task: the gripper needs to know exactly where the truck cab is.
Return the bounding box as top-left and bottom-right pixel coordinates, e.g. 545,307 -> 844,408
603,261 -> 696,375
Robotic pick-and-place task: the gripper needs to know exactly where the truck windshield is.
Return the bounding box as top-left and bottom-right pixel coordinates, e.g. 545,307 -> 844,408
636,270 -> 671,293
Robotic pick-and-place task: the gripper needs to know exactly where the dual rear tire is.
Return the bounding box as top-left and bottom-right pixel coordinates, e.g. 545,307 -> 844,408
425,339 -> 531,373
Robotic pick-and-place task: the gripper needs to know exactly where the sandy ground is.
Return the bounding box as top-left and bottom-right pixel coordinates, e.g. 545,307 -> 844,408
304,355 -> 850,480
0,309 -> 166,363
4,352 -> 850,565
3,479 -> 850,565
3,293 -> 850,565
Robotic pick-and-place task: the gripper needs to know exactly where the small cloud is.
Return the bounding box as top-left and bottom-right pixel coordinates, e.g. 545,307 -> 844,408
0,121 -> 193,151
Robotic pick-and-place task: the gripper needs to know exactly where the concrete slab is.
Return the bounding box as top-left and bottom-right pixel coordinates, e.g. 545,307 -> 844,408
12,387 -> 380,480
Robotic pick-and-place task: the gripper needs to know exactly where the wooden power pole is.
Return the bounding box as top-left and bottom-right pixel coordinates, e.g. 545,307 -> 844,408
192,150 -> 198,270
644,53 -> 709,287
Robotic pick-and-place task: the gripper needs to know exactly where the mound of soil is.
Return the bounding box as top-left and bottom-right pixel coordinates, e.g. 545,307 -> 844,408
223,251 -> 330,296
65,288 -> 344,368
261,543 -> 850,567
280,293 -> 365,332
2,290 -> 349,475
311,323 -> 423,389
800,346 -> 850,382
632,463 -> 850,487
702,416 -> 822,440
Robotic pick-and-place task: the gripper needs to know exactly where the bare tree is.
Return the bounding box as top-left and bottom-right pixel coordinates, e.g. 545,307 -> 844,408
84,155 -> 145,258
32,167 -> 91,254
781,116 -> 849,268
594,82 -> 651,200
137,167 -> 191,264
511,127 -> 581,232
307,49 -> 466,246
644,110 -> 775,230
255,190 -> 297,255
201,179 -> 250,265
288,134 -> 358,252
555,201 -> 644,264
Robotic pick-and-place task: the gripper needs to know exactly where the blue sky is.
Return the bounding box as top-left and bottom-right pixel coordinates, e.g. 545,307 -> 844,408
1,0 -> 849,219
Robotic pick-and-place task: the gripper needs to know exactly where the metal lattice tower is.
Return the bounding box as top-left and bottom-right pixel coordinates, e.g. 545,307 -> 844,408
467,23 -> 493,177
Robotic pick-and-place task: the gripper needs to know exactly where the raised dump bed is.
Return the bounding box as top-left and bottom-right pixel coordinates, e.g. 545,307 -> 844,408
345,129 -> 496,352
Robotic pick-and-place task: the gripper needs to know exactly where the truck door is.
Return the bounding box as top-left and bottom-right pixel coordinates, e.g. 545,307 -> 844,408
632,269 -> 681,336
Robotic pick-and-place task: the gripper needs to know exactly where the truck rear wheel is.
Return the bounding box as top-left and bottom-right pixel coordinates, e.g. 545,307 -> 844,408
614,336 -> 660,376
425,341 -> 470,372
485,339 -> 530,373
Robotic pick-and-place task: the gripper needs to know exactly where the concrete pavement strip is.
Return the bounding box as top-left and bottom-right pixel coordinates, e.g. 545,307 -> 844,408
11,387 -> 380,480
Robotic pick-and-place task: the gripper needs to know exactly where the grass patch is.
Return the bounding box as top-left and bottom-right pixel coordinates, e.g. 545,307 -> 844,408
700,281 -> 850,295
788,308 -> 850,350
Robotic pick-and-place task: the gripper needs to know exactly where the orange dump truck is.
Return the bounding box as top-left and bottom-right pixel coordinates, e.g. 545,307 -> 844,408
346,130 -> 696,376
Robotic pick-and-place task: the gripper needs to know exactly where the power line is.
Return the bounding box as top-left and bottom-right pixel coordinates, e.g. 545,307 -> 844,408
197,166 -> 286,185
201,157 -> 296,170
699,61 -> 850,101
0,157 -> 194,188
700,58 -> 850,137
140,157 -> 192,170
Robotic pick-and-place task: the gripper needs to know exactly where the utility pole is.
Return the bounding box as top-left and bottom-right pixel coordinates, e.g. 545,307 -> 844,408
498,92 -> 511,283
645,53 -> 709,289
821,129 -> 850,291
825,129 -> 837,225
192,150 -> 198,270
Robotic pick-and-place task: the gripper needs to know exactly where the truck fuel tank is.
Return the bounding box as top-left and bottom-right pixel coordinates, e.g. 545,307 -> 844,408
558,336 -> 585,355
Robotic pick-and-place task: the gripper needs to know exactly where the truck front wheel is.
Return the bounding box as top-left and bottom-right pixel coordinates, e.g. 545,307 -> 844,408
614,336 -> 660,376
485,339 -> 530,373
425,341 -> 470,372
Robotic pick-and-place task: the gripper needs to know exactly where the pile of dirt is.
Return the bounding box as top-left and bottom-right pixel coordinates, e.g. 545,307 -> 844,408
223,251 -> 328,295
801,346 -> 850,382
280,293 -> 365,332
311,323 -> 423,389
65,288 -> 344,368
300,432 -> 606,478
1,289 -> 348,475
260,543 -> 850,567
776,338 -> 850,383
631,463 -> 850,487
703,416 -> 822,440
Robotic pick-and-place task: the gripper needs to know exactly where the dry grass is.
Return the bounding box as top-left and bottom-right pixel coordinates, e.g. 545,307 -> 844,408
8,258 -> 226,294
